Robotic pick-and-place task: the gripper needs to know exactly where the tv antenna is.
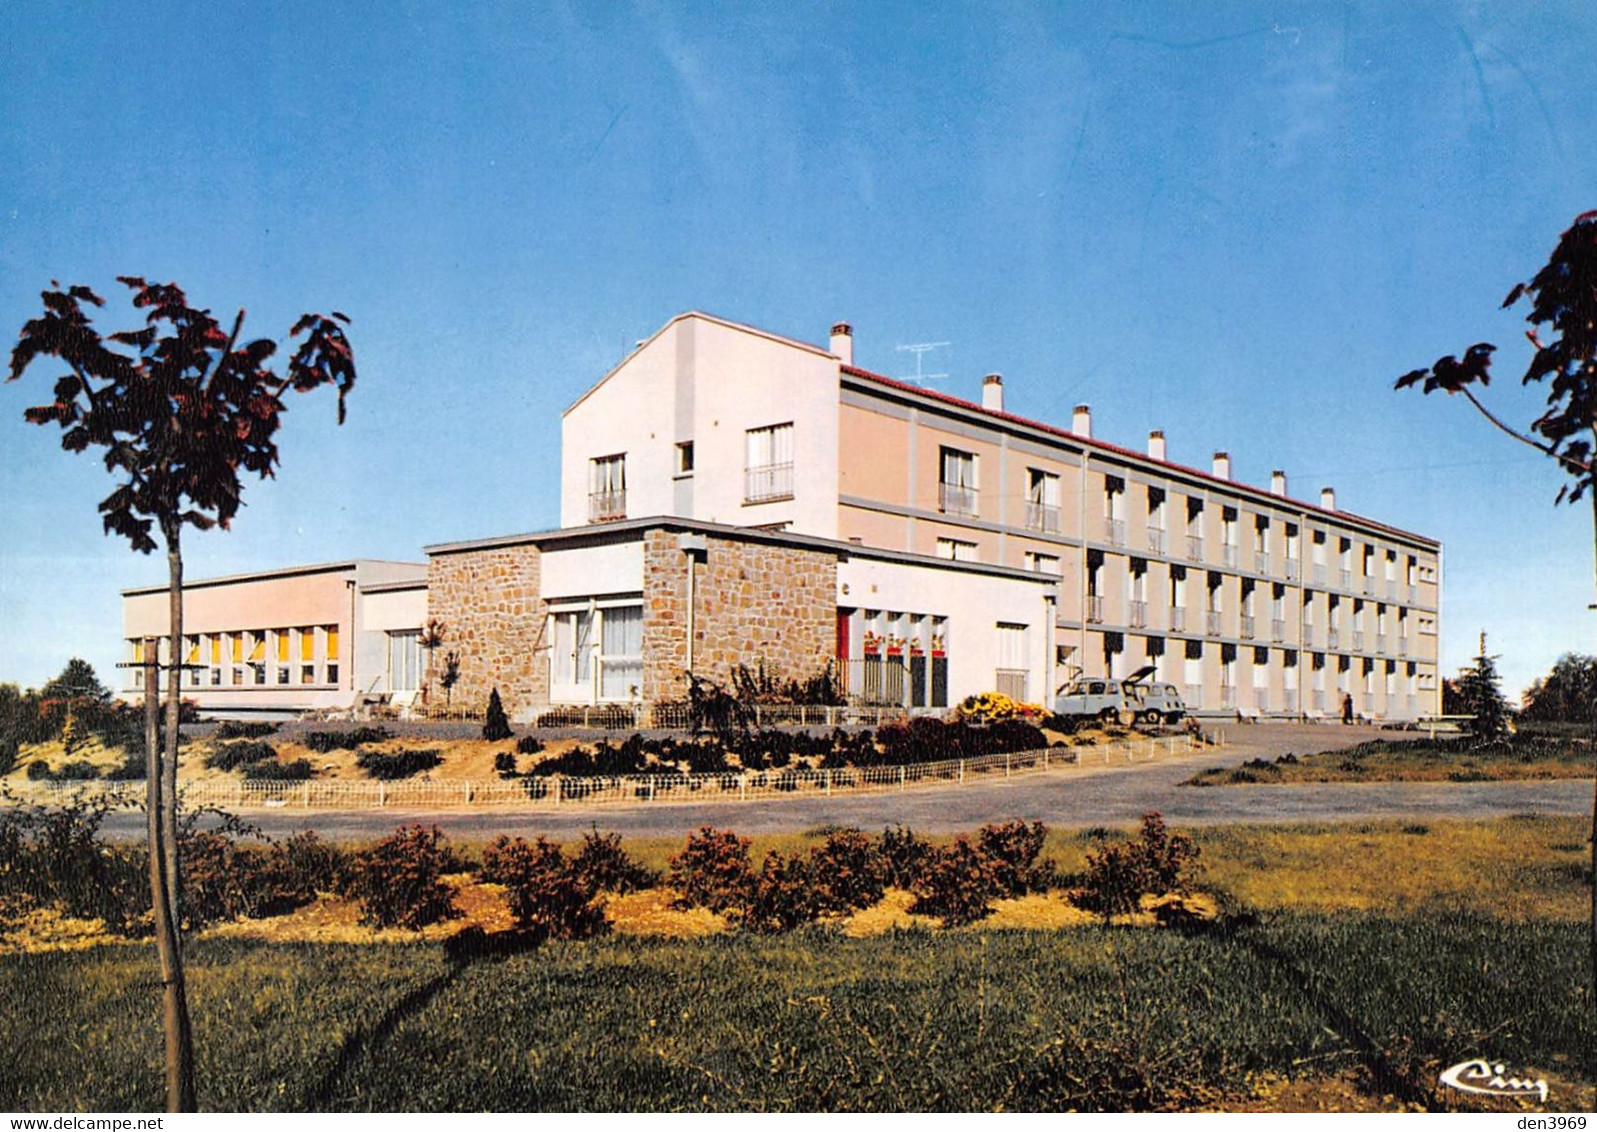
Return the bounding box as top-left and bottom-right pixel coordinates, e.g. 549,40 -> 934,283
896,341 -> 951,386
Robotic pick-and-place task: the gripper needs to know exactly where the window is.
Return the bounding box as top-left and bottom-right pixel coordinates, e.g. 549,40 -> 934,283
996,622 -> 1029,701
588,454 -> 627,522
552,610 -> 593,687
599,606 -> 644,699
247,632 -> 267,685
1025,551 -> 1060,574
935,537 -> 978,562
745,423 -> 794,503
939,447 -> 978,516
675,441 -> 695,475
1025,469 -> 1060,532
299,626 -> 316,684
185,636 -> 201,687
1103,476 -> 1125,545
388,630 -> 423,692
324,625 -> 340,686
275,629 -> 290,685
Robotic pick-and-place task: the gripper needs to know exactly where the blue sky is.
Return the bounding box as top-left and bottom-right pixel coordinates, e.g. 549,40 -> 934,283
1,1 -> 1593,698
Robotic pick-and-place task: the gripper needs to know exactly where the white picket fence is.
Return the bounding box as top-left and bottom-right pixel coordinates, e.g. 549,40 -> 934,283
10,732 -> 1218,812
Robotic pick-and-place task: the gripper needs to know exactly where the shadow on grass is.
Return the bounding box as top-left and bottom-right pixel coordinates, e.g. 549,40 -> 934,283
301,927 -> 544,1109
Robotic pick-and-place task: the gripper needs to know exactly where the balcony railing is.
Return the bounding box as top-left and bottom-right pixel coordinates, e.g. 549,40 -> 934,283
1024,501 -> 1060,533
1205,611 -> 1222,637
1220,684 -> 1236,708
1328,628 -> 1341,649
1239,615 -> 1255,640
1086,595 -> 1105,624
744,462 -> 795,504
1222,543 -> 1239,567
1283,689 -> 1298,713
1376,633 -> 1387,653
1128,600 -> 1148,629
1302,624 -> 1315,647
1105,518 -> 1126,547
588,489 -> 627,522
995,669 -> 1029,702
1312,689 -> 1327,712
1187,535 -> 1205,561
1253,688 -> 1269,713
1255,553 -> 1270,575
1169,606 -> 1186,633
1352,630 -> 1365,651
1271,618 -> 1286,642
1147,526 -> 1166,554
1398,637 -> 1409,657
939,481 -> 978,517
1407,584 -> 1418,604
1285,558 -> 1299,581
1386,581 -> 1398,600
1185,683 -> 1204,709
1339,568 -> 1352,590
1313,563 -> 1327,585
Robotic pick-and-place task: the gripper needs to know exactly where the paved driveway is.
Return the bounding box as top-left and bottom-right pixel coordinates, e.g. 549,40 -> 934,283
85,722 -> 1595,841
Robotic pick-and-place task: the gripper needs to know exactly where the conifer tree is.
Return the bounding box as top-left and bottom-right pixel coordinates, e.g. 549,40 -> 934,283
1456,631 -> 1511,743
483,687 -> 513,742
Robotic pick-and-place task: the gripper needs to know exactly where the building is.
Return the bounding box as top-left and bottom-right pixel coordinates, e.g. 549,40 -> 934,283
121,311 -> 1442,722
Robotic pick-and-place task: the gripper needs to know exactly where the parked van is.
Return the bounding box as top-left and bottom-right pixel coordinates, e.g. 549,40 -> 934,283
1053,666 -> 1185,727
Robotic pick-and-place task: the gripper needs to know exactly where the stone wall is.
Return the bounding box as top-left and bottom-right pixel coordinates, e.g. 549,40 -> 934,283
641,530 -> 837,702
425,543 -> 547,718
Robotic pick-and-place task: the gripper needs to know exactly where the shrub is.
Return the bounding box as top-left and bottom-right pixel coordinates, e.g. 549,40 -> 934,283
181,826 -> 316,928
1076,811 -> 1200,923
25,760 -> 50,780
483,688 -> 513,742
103,752 -> 147,780
877,824 -> 932,889
480,835 -> 608,939
303,727 -> 392,753
909,837 -> 996,927
0,737 -> 17,776
243,758 -> 315,781
347,825 -> 462,930
515,734 -> 544,756
493,751 -> 518,778
571,828 -> 657,893
205,739 -> 278,772
667,826 -> 755,912
356,748 -> 442,780
53,760 -> 101,781
954,691 -> 1045,726
744,851 -> 820,933
0,795 -> 148,932
215,720 -> 279,740
279,830 -> 348,894
809,828 -> 887,914
977,820 -> 1049,896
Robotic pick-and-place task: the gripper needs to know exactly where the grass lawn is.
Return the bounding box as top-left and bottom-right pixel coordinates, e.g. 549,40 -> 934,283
0,816 -> 1592,1112
1183,731 -> 1597,787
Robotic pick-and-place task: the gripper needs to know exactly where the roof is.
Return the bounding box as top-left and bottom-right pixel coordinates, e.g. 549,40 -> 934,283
121,559 -> 427,597
840,364 -> 1440,549
561,311 -> 837,417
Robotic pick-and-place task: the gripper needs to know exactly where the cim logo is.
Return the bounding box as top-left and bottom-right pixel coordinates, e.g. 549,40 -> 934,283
1438,1058 -> 1549,1104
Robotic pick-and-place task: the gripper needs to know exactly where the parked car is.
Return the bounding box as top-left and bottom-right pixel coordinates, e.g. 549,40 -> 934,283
1053,666 -> 1185,727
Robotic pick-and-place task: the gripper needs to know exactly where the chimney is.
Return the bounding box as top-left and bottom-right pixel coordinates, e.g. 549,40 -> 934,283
1271,469 -> 1287,496
830,322 -> 853,367
1072,403 -> 1092,438
1321,486 -> 1336,511
1148,430 -> 1166,461
1212,451 -> 1231,480
981,373 -> 1004,412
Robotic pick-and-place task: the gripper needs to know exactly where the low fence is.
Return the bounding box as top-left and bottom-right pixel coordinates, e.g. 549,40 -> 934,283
11,733 -> 1217,812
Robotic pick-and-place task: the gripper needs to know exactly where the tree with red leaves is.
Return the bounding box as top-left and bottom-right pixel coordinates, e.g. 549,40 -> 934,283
7,277 -> 355,1111
1395,210 -> 1597,995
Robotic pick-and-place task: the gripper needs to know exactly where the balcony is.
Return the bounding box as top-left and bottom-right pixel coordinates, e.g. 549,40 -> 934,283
1313,563 -> 1327,585
1187,535 -> 1205,562
1185,682 -> 1204,709
1205,611 -> 1222,637
1147,526 -> 1166,554
1169,606 -> 1187,633
1220,684 -> 1236,708
1328,628 -> 1341,649
588,489 -> 627,523
1086,595 -> 1105,624
939,481 -> 978,517
1283,689 -> 1298,713
1239,615 -> 1255,640
1106,518 -> 1126,547
1253,688 -> 1269,713
1285,558 -> 1299,581
1376,633 -> 1387,653
1128,600 -> 1148,629
1398,636 -> 1409,657
744,462 -> 795,504
995,669 -> 1029,702
1222,542 -> 1239,567
1407,584 -> 1418,604
1024,501 -> 1060,533
1271,618 -> 1286,642
1255,553 -> 1270,575
1352,630 -> 1365,652
1312,689 -> 1327,712
1302,625 -> 1315,647
1386,580 -> 1398,600
1339,568 -> 1352,590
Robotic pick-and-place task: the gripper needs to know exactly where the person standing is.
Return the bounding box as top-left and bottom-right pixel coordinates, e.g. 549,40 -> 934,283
1341,691 -> 1354,725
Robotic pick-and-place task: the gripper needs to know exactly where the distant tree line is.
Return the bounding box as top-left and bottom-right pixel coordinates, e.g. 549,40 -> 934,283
1521,653 -> 1597,724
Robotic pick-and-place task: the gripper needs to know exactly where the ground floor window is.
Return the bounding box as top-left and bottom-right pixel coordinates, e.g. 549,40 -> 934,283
837,608 -> 949,708
388,630 -> 423,692
550,601 -> 645,702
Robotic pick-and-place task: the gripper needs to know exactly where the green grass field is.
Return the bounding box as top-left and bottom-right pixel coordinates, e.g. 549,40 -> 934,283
1184,731 -> 1597,787
2,815 -> 1593,1112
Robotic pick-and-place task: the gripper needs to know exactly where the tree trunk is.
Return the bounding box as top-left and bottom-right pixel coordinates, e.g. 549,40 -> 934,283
161,530 -> 196,1111
1588,484 -> 1597,994
145,639 -> 194,1112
